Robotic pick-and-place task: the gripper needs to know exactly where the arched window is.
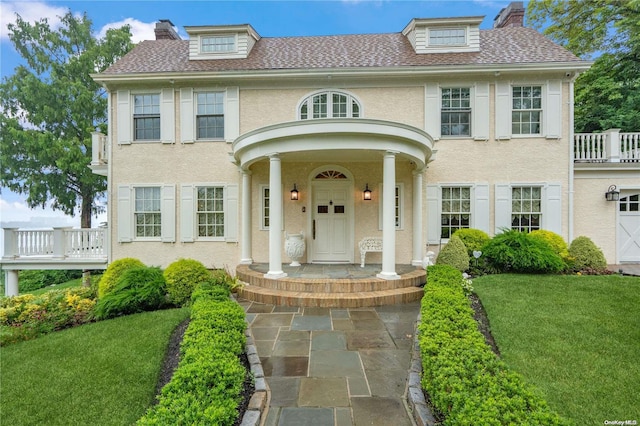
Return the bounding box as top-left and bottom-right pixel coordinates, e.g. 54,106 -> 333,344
299,91 -> 361,120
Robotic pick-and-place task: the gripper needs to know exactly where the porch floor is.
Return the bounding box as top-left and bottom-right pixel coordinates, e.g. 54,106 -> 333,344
247,263 -> 418,279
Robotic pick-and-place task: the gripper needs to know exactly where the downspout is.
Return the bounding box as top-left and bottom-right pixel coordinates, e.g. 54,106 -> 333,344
568,73 -> 578,242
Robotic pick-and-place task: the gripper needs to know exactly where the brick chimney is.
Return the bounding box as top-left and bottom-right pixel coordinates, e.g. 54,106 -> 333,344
155,19 -> 180,40
493,1 -> 525,28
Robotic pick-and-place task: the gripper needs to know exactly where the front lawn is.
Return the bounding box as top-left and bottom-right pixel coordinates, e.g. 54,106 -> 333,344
473,274 -> 640,426
0,308 -> 189,426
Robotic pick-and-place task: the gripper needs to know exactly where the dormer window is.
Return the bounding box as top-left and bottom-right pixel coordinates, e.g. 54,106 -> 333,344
429,28 -> 466,46
201,35 -> 236,53
299,91 -> 362,120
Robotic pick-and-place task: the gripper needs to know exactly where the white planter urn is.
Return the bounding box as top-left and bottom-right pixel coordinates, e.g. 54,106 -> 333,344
285,231 -> 305,266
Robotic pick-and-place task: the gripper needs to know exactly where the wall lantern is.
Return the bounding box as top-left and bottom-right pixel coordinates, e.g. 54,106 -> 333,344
290,183 -> 299,201
605,185 -> 620,202
363,184 -> 372,201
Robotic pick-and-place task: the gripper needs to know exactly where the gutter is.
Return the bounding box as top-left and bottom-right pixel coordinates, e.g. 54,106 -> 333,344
91,61 -> 593,85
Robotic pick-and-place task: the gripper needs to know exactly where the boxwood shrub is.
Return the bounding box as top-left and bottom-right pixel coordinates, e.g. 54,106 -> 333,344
163,259 -> 212,306
98,258 -> 145,299
452,228 -> 490,257
568,236 -> 608,273
436,235 -> 470,272
419,265 -> 570,425
137,283 -> 247,426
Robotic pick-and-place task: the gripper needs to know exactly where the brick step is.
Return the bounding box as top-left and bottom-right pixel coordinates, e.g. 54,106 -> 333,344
237,285 -> 424,308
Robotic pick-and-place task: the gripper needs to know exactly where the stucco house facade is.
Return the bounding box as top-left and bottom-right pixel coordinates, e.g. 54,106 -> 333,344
88,2 -> 639,281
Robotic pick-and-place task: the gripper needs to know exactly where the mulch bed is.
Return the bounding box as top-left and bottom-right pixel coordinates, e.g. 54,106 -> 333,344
153,318 -> 255,426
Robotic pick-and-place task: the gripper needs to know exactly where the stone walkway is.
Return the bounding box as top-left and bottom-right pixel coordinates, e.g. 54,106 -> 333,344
237,298 -> 420,426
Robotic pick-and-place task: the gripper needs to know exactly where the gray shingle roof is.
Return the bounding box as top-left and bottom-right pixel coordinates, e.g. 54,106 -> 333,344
102,27 -> 583,75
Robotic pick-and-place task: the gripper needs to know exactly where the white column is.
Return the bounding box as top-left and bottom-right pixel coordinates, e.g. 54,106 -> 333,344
412,168 -> 424,266
5,270 -> 18,297
240,169 -> 253,264
52,227 -> 70,259
377,151 -> 400,280
265,154 -> 287,279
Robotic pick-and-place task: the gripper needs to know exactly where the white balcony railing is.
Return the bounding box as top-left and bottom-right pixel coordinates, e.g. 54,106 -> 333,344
90,132 -> 108,176
2,227 -> 107,260
574,129 -> 640,163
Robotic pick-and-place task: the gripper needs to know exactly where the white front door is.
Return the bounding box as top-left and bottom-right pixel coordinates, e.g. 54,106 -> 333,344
618,193 -> 640,262
312,183 -> 350,262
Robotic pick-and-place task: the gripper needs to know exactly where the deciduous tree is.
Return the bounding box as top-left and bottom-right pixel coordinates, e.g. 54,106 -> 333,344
527,0 -> 640,132
0,11 -> 133,227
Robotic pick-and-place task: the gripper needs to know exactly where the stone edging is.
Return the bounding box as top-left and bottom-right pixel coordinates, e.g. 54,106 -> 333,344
406,312 -> 437,426
240,326 -> 269,426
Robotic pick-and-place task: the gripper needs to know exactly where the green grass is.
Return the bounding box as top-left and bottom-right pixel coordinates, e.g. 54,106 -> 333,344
473,274 -> 640,426
0,308 -> 189,426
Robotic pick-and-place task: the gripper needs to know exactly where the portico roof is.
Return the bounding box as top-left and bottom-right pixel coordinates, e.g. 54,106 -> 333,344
231,118 -> 435,169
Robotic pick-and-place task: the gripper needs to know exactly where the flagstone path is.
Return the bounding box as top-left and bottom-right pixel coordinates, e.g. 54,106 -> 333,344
237,298 -> 421,426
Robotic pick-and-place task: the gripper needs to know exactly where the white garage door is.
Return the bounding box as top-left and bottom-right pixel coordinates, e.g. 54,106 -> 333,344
618,193 -> 640,262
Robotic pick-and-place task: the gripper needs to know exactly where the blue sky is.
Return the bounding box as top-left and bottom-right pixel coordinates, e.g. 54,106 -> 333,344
0,0 -> 518,228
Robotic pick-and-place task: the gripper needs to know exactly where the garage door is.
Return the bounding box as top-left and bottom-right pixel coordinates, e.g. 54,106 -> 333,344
618,193 -> 640,262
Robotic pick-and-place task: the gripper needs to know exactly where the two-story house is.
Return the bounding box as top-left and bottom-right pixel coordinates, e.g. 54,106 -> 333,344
82,2 -> 639,304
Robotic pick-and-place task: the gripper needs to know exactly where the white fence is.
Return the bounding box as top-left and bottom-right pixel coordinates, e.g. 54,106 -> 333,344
575,129 -> 640,163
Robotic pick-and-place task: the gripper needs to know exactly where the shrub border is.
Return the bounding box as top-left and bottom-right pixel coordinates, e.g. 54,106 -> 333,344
136,287 -> 267,425
407,265 -> 570,426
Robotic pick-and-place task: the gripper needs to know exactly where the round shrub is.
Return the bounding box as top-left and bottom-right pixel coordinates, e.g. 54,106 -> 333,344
568,236 -> 607,273
436,235 -> 470,272
98,258 -> 145,299
452,228 -> 490,257
483,230 -> 564,274
94,266 -> 168,320
529,230 -> 570,262
164,258 -> 212,306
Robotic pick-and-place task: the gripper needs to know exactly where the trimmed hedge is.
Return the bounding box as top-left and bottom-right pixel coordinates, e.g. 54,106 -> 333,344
418,265 -> 570,425
163,259 -> 212,306
452,228 -> 490,257
436,235 -> 470,272
137,283 -> 247,426
568,236 -> 607,273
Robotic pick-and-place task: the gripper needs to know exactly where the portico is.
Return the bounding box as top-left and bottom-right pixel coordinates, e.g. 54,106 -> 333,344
232,118 -> 435,280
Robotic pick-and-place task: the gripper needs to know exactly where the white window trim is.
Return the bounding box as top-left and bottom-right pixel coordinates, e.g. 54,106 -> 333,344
378,183 -> 404,230
494,182 -> 562,235
439,86 -> 473,138
117,184 -> 175,243
259,184 -> 285,231
193,90 -> 225,141
509,82 -> 546,138
428,27 -> 468,47
180,182 -> 238,243
132,90 -> 161,143
296,89 -> 364,120
426,183 -> 490,244
193,184 -> 227,242
260,184 -> 270,231
509,184 -> 544,233
199,34 -> 238,54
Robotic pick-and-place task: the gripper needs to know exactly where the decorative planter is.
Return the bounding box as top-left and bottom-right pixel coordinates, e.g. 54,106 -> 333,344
285,232 -> 305,266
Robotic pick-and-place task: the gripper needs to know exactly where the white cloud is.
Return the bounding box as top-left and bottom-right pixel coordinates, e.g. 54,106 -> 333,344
0,1 -> 68,41
97,18 -> 157,43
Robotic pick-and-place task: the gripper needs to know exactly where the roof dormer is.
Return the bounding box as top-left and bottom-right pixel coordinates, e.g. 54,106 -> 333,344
402,16 -> 483,54
185,24 -> 261,60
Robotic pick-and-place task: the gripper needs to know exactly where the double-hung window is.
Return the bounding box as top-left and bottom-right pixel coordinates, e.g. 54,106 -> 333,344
512,85 -> 542,135
511,186 -> 541,232
133,94 -> 160,140
441,186 -> 471,238
196,92 -> 224,139
441,88 -> 471,136
135,187 -> 161,237
299,91 -> 361,119
196,186 -> 224,237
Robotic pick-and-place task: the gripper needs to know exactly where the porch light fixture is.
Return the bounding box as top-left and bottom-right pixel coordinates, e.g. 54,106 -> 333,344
290,184 -> 299,201
605,185 -> 620,202
363,184 -> 372,201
